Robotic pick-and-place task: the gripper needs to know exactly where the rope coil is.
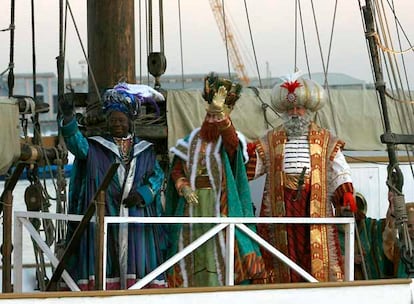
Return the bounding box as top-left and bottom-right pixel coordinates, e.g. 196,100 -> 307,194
394,194 -> 407,225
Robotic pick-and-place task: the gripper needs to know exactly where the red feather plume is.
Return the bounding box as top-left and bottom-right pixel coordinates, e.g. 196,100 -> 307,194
280,80 -> 302,94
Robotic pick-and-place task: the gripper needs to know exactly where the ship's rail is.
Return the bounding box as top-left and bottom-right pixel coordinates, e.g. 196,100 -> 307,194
13,212 -> 355,292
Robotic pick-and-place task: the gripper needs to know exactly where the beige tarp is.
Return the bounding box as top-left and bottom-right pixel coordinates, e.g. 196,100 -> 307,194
167,88 -> 411,151
0,97 -> 20,174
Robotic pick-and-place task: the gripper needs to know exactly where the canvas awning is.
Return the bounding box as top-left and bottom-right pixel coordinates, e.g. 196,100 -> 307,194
166,88 -> 411,152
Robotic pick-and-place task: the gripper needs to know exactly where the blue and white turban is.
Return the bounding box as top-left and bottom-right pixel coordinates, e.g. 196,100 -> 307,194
102,82 -> 165,119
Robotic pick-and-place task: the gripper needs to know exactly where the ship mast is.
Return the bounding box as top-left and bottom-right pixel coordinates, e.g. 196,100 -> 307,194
86,0 -> 136,126
362,0 -> 414,277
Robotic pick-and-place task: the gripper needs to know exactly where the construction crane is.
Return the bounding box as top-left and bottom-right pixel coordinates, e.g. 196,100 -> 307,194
209,0 -> 250,86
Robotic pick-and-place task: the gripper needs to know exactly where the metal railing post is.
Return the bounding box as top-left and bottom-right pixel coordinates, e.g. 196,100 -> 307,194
225,223 -> 235,286
1,162 -> 25,292
13,212 -> 23,292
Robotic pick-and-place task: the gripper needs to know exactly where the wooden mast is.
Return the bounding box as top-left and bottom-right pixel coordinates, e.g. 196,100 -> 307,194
363,0 -> 414,277
86,0 -> 136,122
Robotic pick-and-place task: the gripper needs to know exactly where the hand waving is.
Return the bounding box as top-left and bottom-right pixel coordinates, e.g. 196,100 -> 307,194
209,85 -> 227,116
59,96 -> 74,122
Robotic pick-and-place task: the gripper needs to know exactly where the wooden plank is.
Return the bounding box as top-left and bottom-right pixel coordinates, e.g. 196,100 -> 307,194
22,137 -> 58,149
0,279 -> 412,299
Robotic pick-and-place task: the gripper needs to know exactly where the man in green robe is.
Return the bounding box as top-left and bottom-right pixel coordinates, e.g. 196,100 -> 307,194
165,73 -> 265,287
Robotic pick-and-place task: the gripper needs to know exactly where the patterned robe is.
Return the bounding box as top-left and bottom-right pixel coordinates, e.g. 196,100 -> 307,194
165,128 -> 265,287
338,217 -> 390,280
61,118 -> 167,290
247,122 -> 353,283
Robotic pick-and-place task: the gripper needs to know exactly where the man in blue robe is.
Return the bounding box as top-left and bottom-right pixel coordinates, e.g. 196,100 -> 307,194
59,83 -> 167,290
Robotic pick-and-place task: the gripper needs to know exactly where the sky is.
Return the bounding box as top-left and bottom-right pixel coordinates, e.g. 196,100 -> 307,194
1,0 -> 414,87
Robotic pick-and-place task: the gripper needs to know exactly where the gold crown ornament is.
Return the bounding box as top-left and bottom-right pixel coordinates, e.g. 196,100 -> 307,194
203,72 -> 242,118
271,75 -> 326,113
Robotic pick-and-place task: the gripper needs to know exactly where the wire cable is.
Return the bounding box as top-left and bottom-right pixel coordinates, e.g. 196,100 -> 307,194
220,0 -> 232,80
243,0 -> 262,88
177,0 -> 185,89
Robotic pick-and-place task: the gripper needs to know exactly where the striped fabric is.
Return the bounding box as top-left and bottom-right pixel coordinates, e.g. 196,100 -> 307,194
283,136 -> 310,175
285,185 -> 311,282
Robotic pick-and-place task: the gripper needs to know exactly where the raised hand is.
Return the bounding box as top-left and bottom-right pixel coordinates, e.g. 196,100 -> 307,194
209,85 -> 228,117
59,96 -> 74,123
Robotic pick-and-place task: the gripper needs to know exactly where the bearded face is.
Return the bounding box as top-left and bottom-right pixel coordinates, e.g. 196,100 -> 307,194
283,112 -> 311,137
199,119 -> 221,142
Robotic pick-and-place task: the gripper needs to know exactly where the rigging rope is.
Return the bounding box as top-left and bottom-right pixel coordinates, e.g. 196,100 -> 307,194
67,0 -> 101,103
384,91 -> 414,105
387,0 -> 414,130
377,0 -> 406,104
177,0 -> 185,89
310,0 -> 327,78
386,0 -> 414,178
248,86 -> 280,130
367,0 -> 414,182
30,0 -> 43,148
0,24 -> 15,76
220,0 -> 232,80
297,0 -> 311,78
148,0 -> 153,52
138,0 -> 142,83
136,0 -> 152,85
26,39 -> 55,287
325,0 -> 338,80
242,0 -> 262,88
60,0 -> 68,100
309,0 -> 339,135
390,3 -> 412,101
7,0 -> 16,96
375,1 -> 413,137
369,32 -> 414,54
294,1 -> 298,71
145,0 -> 150,84
159,0 -> 165,54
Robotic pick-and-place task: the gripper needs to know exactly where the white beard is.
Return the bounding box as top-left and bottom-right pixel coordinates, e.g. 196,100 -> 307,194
283,114 -> 311,138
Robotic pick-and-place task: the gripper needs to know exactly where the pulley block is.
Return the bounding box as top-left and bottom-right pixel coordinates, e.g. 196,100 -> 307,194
148,52 -> 167,78
24,183 -> 44,211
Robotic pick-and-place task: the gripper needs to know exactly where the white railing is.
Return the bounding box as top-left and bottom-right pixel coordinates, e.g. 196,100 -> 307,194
13,211 -> 355,292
